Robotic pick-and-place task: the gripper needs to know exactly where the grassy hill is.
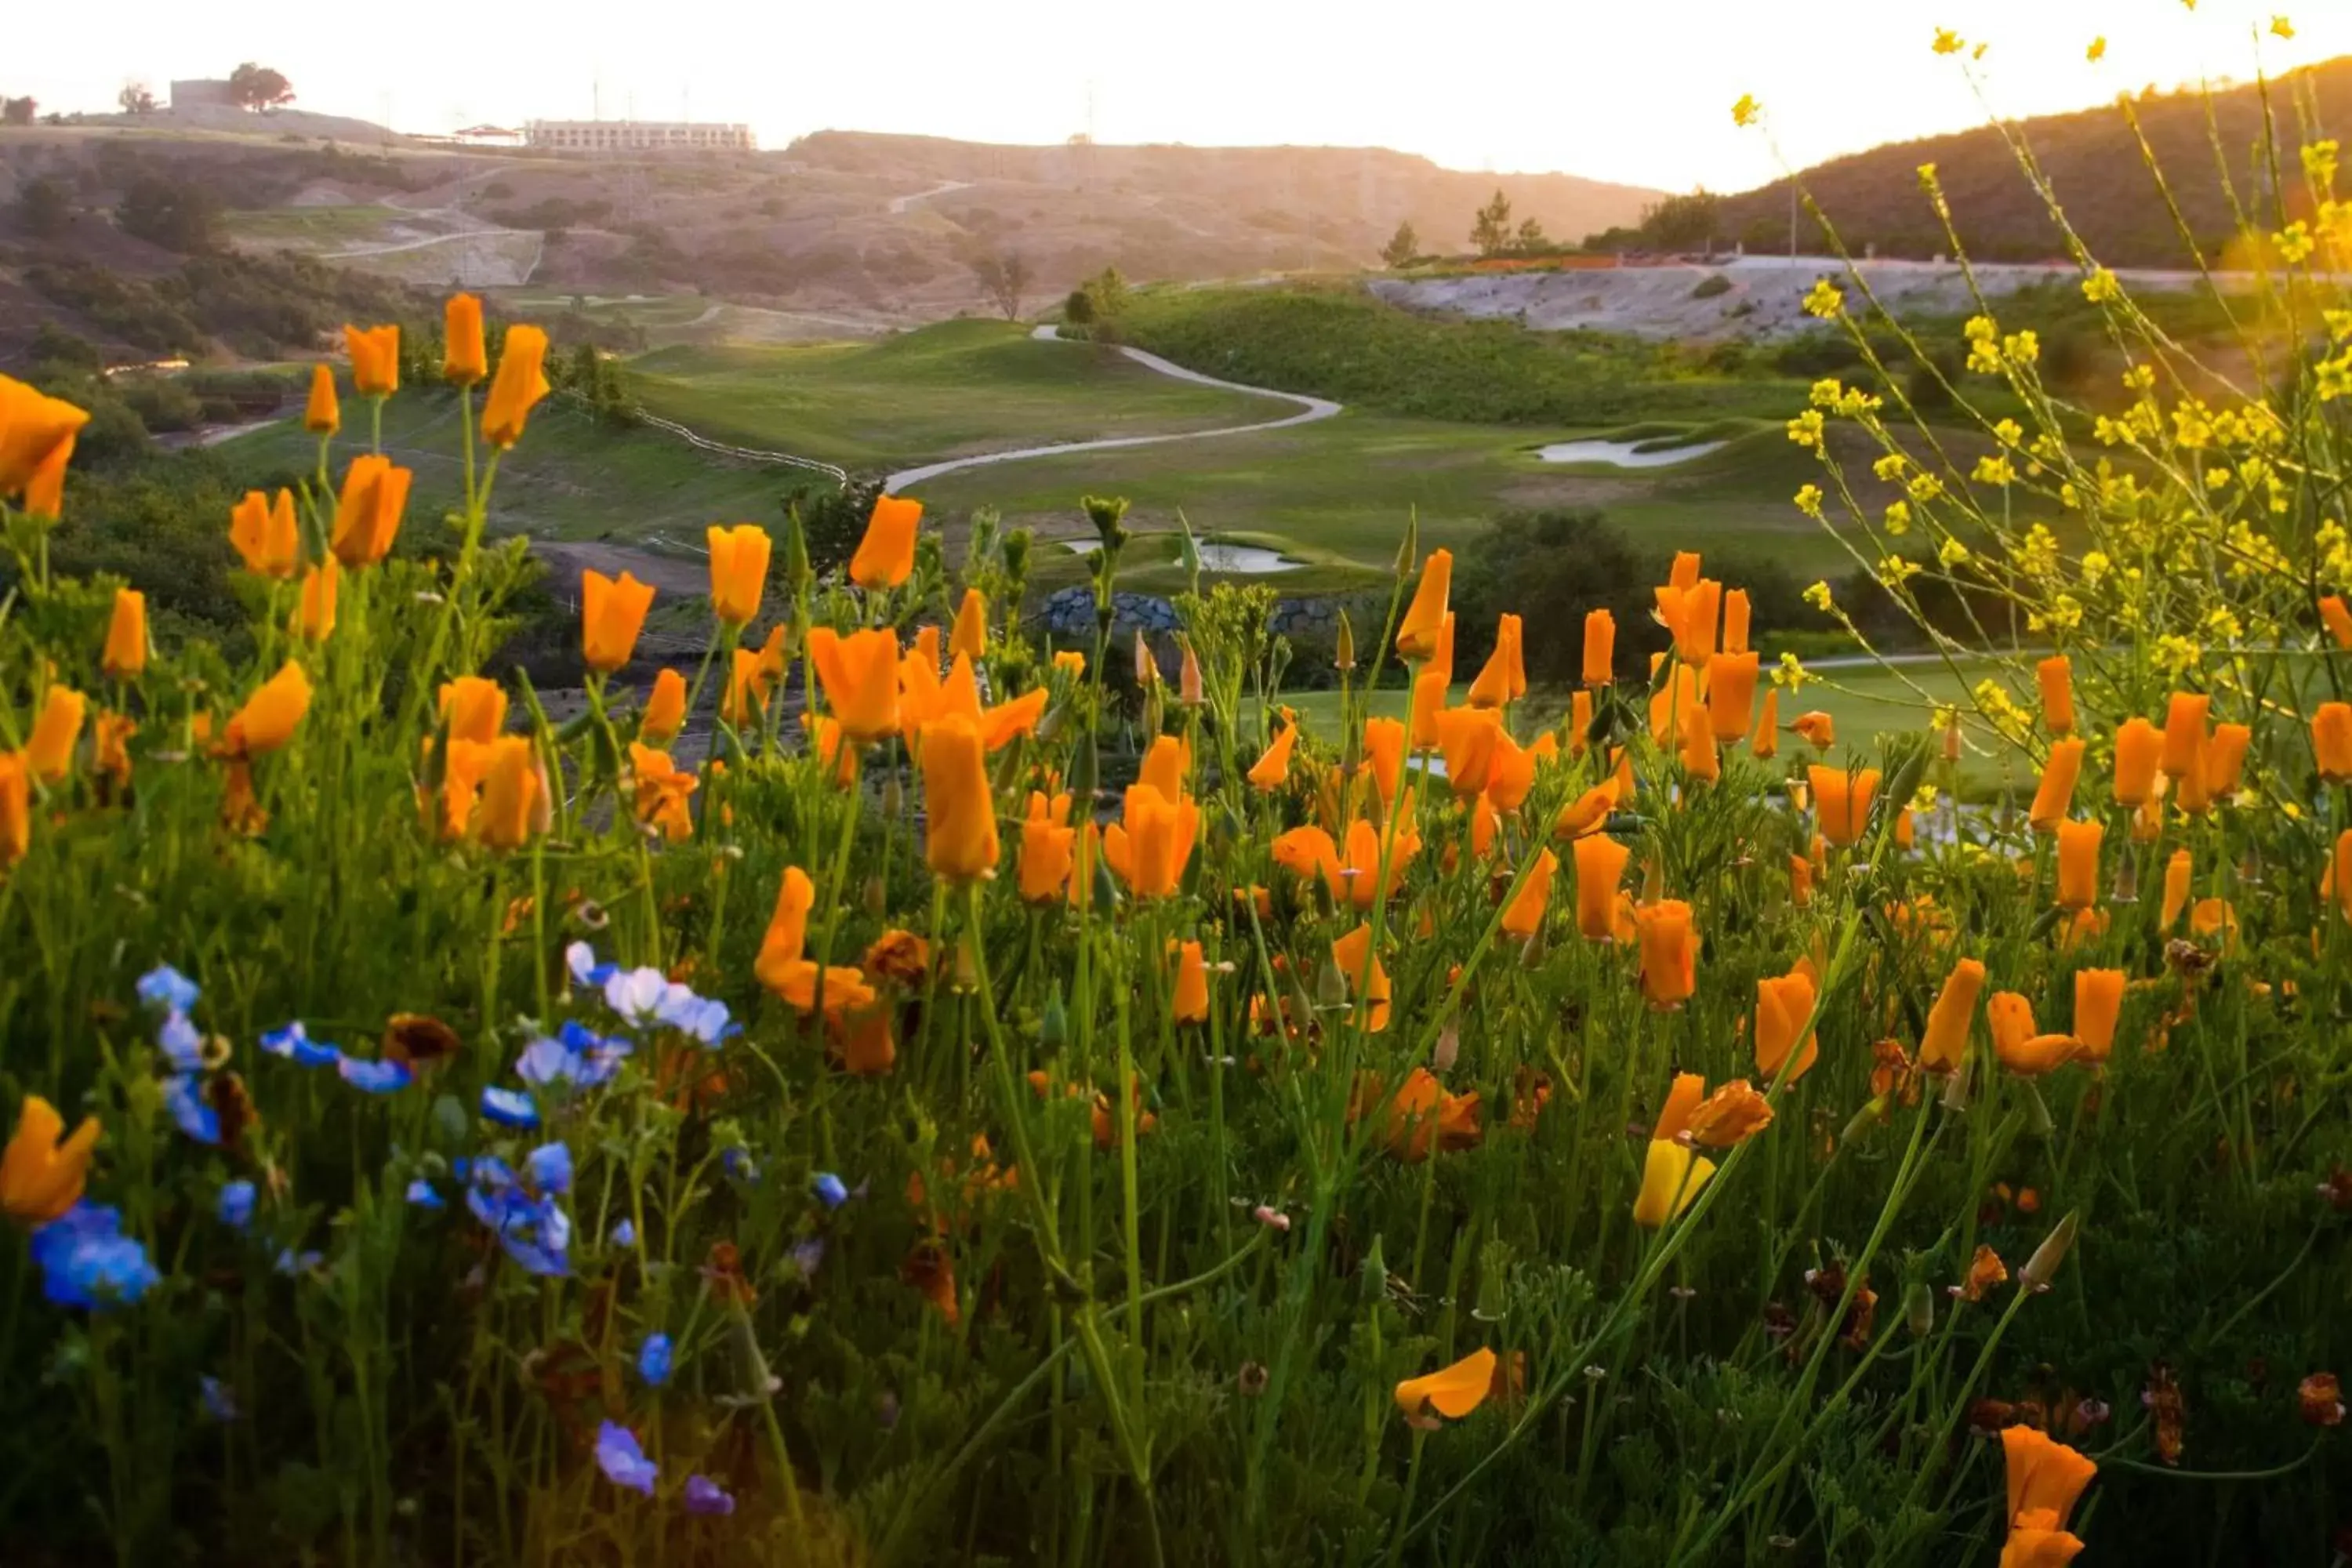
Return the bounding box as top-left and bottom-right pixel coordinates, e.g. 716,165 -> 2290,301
1116,283 -> 1806,425
1717,56 -> 2352,267
626,320 -> 1274,466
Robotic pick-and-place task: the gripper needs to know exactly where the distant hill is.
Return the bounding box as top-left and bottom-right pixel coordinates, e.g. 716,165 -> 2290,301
0,122 -> 1660,354
1716,56 -> 2352,267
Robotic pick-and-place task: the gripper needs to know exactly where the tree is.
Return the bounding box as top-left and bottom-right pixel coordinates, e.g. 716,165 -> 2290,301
16,176 -> 71,237
118,82 -> 158,115
1,97 -> 36,127
1470,189 -> 1513,256
1063,289 -> 1096,326
1380,220 -> 1418,269
116,174 -> 220,253
967,250 -> 1032,321
1639,188 -> 1722,252
1083,265 -> 1128,319
1512,216 -> 1548,254
227,63 -> 295,113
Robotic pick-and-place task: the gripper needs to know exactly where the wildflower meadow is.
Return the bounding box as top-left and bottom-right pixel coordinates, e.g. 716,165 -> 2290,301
9,37 -> 2352,1568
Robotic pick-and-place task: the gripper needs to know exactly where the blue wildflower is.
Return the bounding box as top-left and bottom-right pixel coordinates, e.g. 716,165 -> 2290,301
199,1376 -> 239,1422
595,1421 -> 658,1495
656,985 -> 735,1045
789,1237 -> 826,1279
260,1022 -> 340,1070
158,1011 -> 205,1073
136,965 -> 198,1014
336,1056 -> 414,1094
217,1180 -> 256,1231
684,1475 -> 735,1515
274,1247 -> 324,1276
405,1179 -> 445,1210
31,1203 -> 160,1309
566,940 -> 618,989
602,967 -> 670,1027
610,1218 -> 637,1247
524,1142 -> 573,1196
515,1021 -> 631,1087
812,1172 -> 851,1210
721,1146 -> 758,1183
637,1332 -> 673,1388
480,1087 -> 541,1130
465,1162 -> 571,1276
164,1074 -> 220,1145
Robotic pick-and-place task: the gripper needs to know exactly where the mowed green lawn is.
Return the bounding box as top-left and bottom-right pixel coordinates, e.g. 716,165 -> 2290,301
920,416 -> 1852,596
626,321 -> 1277,468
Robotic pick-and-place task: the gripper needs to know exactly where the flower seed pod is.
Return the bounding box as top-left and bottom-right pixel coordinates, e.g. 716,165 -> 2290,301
1334,612 -> 1356,672
2018,1211 -> 2080,1292
1904,1279 -> 1936,1338
862,875 -> 887,918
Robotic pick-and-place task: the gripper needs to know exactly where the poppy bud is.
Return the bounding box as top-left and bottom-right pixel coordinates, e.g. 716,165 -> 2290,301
1582,609 -> 1616,687
1396,549 -> 1454,661
2315,702 -> 2352,784
2017,1211 -> 2080,1291
2111,717 -> 2164,805
2055,819 -> 2102,910
101,589 -> 147,681
2037,655 -> 2074,735
1334,611 -> 1356,671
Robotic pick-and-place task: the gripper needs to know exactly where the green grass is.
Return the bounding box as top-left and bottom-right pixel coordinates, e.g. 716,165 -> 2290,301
924,413 -> 1861,591
222,205 -> 405,247
625,321 -> 1279,467
1118,282 -> 1811,426
224,398 -> 793,544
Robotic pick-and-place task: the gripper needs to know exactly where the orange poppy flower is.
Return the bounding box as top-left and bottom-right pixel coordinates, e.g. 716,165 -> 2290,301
1396,549 -> 1454,661
850,494 -> 923,590
1582,609 -> 1616,685
706,524 -> 772,626
343,323 -> 399,396
581,570 -> 655,675
1394,1346 -> 1496,1421
2054,819 -> 2102,910
1809,764 -> 1880,848
481,325 -> 551,448
2029,739 -> 2083,833
1919,956 -> 1986,1073
1636,899 -> 1698,1007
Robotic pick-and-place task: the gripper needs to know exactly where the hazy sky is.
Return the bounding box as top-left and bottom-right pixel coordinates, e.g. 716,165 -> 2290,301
12,0 -> 2344,192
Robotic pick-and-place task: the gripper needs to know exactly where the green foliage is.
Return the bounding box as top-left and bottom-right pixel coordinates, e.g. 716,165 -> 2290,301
226,60 -> 295,112
16,175 -> 71,237
1120,284 -> 1802,425
1470,188 -> 1514,256
18,250 -> 426,361
114,173 -> 221,253
1380,220 -> 1418,269
1637,188 -> 1722,250
1690,273 -> 1733,300
1450,509 -> 1817,683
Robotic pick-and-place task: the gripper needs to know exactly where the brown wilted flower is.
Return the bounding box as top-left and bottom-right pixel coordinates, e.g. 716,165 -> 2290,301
862,929 -> 932,987
1237,1361 -> 1270,1397
2299,1373 -> 2345,1428
383,1013 -> 462,1071
2144,1362 -> 2186,1466
208,1072 -> 259,1152
1870,1038 -> 1921,1106
902,1240 -> 958,1324
1951,1243 -> 2008,1303
702,1240 -> 757,1305
1508,1065 -> 1552,1133
1686,1079 -> 1773,1149
2318,1166 -> 2352,1212
1839,1282 -> 1878,1349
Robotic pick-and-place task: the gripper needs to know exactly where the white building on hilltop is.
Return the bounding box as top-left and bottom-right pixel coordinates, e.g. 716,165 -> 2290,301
524,119 -> 753,154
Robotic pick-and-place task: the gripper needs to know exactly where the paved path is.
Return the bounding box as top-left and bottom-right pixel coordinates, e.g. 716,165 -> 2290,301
886,325 -> 1341,492
887,180 -> 974,215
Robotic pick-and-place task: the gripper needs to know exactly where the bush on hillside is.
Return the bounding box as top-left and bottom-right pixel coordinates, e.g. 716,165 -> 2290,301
1121,285 -> 1798,426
